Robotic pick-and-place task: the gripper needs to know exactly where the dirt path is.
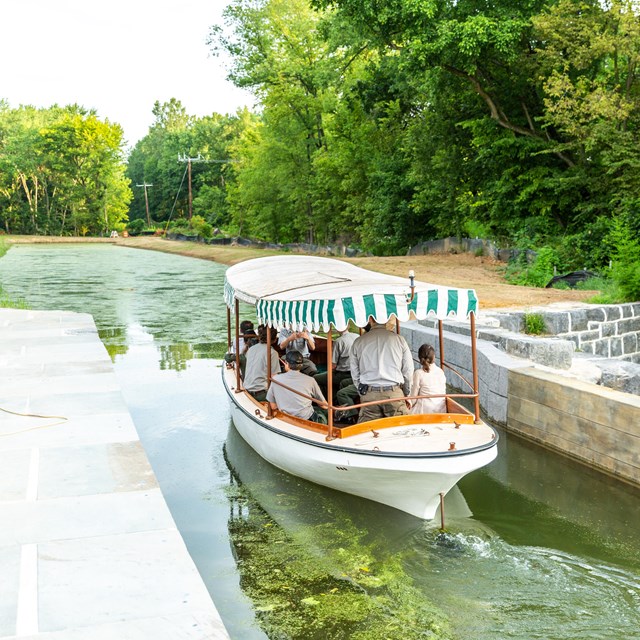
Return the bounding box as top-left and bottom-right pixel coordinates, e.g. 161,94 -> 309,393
7,235 -> 596,309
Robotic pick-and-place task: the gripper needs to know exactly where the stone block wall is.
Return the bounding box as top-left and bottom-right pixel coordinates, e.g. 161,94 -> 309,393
401,320 -> 640,489
401,321 -> 531,425
487,303 -> 640,363
508,367 -> 640,487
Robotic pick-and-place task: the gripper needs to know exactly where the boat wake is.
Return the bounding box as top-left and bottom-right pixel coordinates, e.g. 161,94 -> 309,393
408,528 -> 640,639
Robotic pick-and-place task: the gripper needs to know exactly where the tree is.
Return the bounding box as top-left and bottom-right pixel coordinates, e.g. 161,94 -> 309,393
0,103 -> 131,235
211,0 -> 357,244
126,100 -> 250,230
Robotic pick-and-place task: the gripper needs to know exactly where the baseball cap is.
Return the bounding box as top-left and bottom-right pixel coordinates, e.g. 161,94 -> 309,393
285,350 -> 304,366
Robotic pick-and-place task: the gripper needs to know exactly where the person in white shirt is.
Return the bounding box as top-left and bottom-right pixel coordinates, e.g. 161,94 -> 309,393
350,319 -> 413,423
278,328 -> 317,376
410,343 -> 447,414
224,319 -> 255,375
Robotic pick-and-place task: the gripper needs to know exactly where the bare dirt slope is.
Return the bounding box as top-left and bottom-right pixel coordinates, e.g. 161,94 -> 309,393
349,253 -> 596,309
7,235 -> 596,309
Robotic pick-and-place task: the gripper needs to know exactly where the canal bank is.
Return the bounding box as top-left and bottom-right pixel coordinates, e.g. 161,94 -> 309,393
402,315 -> 640,489
0,308 -> 229,639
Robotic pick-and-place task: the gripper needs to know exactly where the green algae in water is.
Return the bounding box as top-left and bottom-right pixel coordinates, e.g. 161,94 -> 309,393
226,482 -> 453,640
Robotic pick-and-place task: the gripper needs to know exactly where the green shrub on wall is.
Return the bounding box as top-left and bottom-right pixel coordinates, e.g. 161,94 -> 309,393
607,219 -> 640,303
523,312 -> 545,335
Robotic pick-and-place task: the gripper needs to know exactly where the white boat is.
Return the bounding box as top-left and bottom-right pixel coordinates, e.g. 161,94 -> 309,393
222,255 -> 498,520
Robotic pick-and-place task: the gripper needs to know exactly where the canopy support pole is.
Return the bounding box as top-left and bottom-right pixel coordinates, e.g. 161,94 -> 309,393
234,299 -> 241,392
266,325 -> 274,418
226,307 -> 231,351
326,329 -> 334,439
470,311 -> 481,423
438,320 -> 447,412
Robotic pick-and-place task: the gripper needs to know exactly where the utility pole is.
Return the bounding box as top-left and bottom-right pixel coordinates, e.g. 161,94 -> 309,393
178,153 -> 206,220
135,183 -> 153,226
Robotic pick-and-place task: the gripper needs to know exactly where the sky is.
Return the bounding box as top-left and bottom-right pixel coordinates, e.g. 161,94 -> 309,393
0,0 -> 254,147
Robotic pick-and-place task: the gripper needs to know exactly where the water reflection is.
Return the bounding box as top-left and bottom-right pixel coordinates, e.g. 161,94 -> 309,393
0,244 -> 228,371
224,424 -> 455,640
226,423 -> 640,639
98,326 -> 130,360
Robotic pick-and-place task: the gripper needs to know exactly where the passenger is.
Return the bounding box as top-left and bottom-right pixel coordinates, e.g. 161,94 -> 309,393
224,319 -> 255,376
244,328 -> 258,350
243,325 -> 280,402
278,327 -> 318,376
314,326 -> 358,396
410,344 -> 447,414
334,323 -> 372,424
267,350 -> 328,424
335,378 -> 359,425
350,318 -> 413,423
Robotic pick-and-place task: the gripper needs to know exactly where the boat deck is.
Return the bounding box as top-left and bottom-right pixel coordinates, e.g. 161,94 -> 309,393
224,366 -> 496,456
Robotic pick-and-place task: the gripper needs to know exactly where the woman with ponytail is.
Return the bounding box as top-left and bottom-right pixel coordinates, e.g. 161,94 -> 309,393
409,343 -> 447,414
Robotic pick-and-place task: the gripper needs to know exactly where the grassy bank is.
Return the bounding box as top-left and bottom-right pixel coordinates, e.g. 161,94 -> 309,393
0,239 -> 28,308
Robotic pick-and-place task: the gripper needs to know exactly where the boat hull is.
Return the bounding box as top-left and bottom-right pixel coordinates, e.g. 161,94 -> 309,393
225,375 -> 497,520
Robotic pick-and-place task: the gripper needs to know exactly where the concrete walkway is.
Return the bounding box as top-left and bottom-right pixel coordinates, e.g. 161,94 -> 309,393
0,309 -> 230,639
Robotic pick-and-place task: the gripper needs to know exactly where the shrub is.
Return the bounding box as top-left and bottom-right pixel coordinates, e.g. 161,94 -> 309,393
608,219 -> 640,302
506,246 -> 562,287
523,312 -> 545,335
189,215 -> 213,239
127,218 -> 146,235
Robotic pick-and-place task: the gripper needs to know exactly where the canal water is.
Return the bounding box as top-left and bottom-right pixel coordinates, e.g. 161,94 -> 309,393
2,244 -> 639,639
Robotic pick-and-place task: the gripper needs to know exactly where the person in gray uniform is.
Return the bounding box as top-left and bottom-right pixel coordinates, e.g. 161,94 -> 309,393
314,326 -> 358,396
278,327 -> 317,376
267,350 -> 327,423
243,325 -> 280,402
350,319 -> 413,423
224,319 -> 255,375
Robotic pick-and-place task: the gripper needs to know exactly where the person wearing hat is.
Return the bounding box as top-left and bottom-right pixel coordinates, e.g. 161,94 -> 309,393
350,318 -> 413,423
266,350 -> 328,423
243,325 -> 280,402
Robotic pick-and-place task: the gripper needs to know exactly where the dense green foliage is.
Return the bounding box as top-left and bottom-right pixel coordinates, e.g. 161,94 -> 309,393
126,99 -> 253,231
3,0 -> 640,301
205,0 -> 640,293
0,102 -> 131,235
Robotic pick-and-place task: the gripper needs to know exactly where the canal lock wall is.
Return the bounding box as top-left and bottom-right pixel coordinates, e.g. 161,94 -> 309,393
401,304 -> 640,489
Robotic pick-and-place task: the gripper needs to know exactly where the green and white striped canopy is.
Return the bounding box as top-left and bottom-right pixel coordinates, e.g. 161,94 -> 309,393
224,255 -> 478,331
